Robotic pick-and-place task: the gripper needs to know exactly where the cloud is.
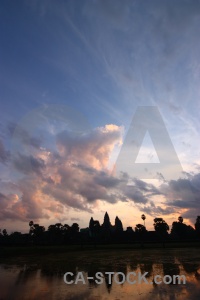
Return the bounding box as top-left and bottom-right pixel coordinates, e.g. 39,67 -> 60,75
0,178 -> 49,222
56,124 -> 122,169
71,217 -> 80,221
1,122 -> 164,222
42,157 -> 120,208
144,171 -> 200,221
163,173 -> 200,209
0,192 -> 9,208
0,124 -> 123,221
0,139 -> 10,164
142,202 -> 176,217
42,182 -> 93,213
123,186 -> 148,204
13,153 -> 45,176
8,122 -> 42,149
2,119 -> 199,225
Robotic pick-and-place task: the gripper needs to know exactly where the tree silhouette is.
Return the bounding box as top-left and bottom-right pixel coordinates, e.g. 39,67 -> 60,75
195,216 -> 200,236
29,221 -> 45,244
178,216 -> 183,223
154,218 -> 169,247
47,223 -> 70,244
63,223 -> 70,232
29,221 -> 34,235
135,224 -> 146,248
2,213 -> 200,247
29,220 -> 34,227
153,218 -> 169,235
171,217 -> 195,240
135,224 -> 146,233
2,229 -> 7,236
33,224 -> 45,236
141,214 -> 146,227
71,223 -> 79,233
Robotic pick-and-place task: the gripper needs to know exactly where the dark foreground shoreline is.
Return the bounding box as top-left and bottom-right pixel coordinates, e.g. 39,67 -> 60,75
1,241 -> 200,261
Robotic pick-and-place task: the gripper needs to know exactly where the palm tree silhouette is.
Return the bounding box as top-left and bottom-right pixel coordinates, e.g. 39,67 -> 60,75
141,214 -> 146,227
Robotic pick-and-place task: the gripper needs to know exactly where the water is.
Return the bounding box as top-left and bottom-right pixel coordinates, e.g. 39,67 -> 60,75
0,248 -> 200,300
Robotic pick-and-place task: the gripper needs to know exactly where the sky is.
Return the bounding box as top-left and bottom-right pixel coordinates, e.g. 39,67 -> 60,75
1,0 -> 200,233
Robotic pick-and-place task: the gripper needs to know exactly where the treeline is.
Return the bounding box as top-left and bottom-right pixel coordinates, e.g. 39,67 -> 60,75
0,214 -> 200,246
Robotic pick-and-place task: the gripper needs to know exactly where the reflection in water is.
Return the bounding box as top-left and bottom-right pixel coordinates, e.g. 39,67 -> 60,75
0,248 -> 200,300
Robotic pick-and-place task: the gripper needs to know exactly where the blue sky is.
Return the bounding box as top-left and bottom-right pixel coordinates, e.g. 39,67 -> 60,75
1,0 -> 200,232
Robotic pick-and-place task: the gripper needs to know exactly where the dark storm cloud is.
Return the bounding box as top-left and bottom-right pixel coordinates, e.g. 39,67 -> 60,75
133,178 -> 162,196
42,184 -> 93,213
162,174 -> 200,209
142,172 -> 200,221
168,199 -> 196,209
42,158 -> 160,208
123,186 -> 148,204
143,202 -> 176,217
